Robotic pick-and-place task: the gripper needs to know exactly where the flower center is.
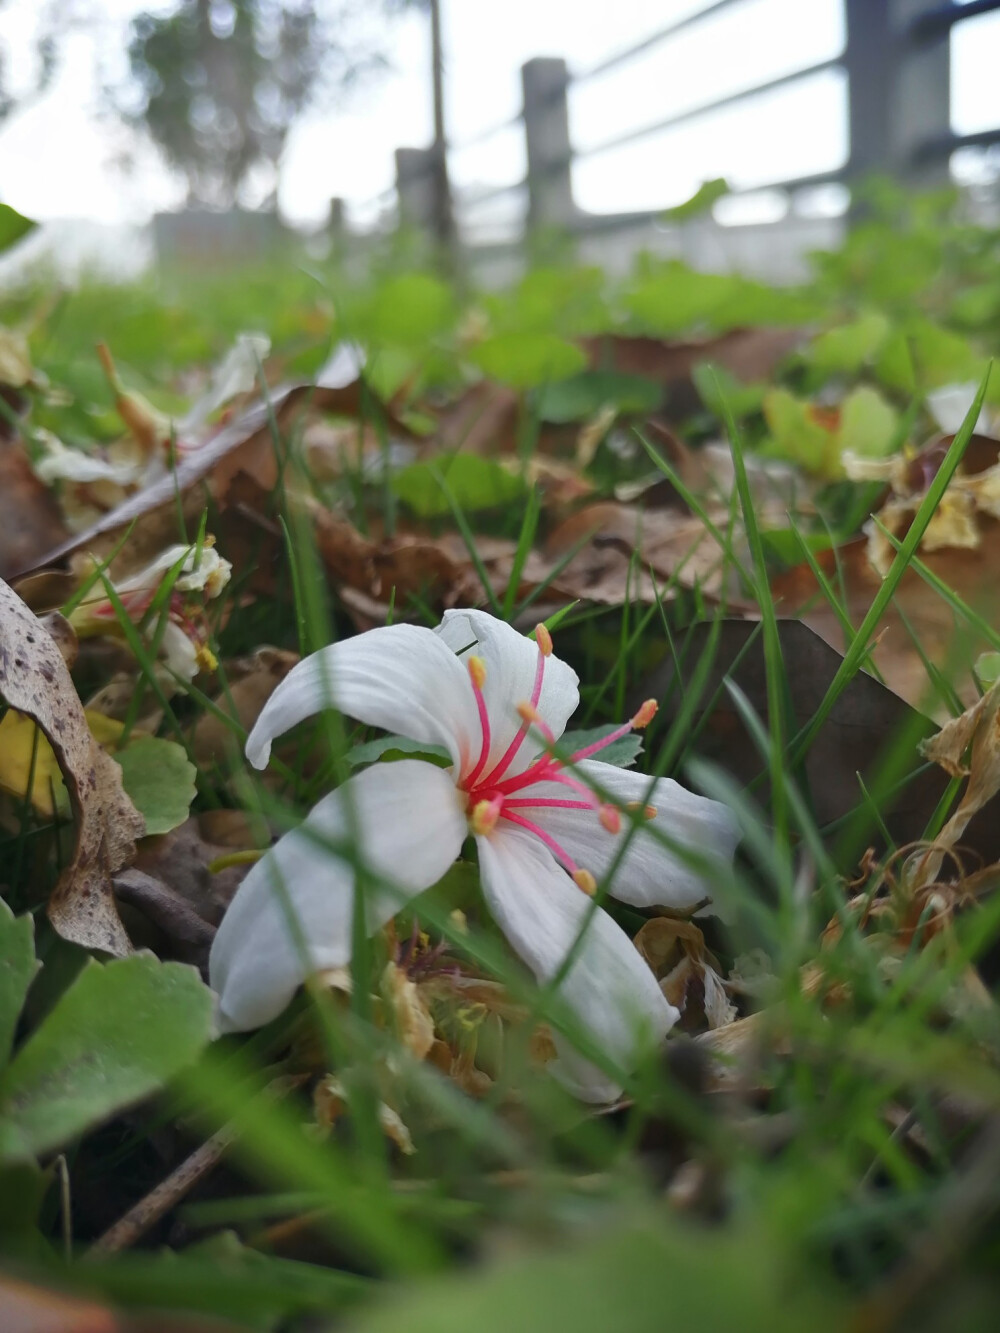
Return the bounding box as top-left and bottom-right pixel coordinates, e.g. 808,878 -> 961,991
459,625 -> 658,896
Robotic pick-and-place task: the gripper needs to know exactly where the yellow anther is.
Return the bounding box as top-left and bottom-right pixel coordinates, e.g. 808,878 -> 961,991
599,804 -> 621,834
468,656 -> 487,691
631,698 -> 658,730
195,643 -> 219,673
517,700 -> 542,725
626,802 -> 658,821
470,796 -> 501,836
535,623 -> 553,657
573,868 -> 597,896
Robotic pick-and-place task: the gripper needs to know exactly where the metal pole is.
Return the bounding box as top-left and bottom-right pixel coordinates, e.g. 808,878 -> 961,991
844,0 -> 952,184
521,58 -> 576,230
428,0 -> 457,254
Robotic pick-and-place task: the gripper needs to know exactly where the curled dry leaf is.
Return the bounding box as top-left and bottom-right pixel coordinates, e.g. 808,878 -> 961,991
914,678 -> 1000,884
846,434 -> 1000,576
633,916 -> 736,1031
0,577 -> 144,954
382,961 -> 436,1062
314,1075 -> 416,1155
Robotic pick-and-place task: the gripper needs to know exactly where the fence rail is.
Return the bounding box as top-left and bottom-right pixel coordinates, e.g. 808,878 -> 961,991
345,0 -> 1000,278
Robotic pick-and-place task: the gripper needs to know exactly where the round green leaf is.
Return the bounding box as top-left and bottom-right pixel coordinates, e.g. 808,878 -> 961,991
469,332 -> 586,389
114,736 -> 198,836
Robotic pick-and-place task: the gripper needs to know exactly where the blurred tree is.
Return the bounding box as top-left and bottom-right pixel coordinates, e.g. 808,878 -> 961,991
0,0 -> 87,122
115,0 -> 405,209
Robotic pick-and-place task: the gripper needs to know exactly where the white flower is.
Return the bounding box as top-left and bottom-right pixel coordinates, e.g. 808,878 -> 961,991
209,610 -> 741,1101
70,540 -> 232,679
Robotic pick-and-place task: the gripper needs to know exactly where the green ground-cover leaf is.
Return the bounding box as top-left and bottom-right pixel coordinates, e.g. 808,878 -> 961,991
0,203 -> 37,255
807,311 -> 891,376
363,273 -> 455,347
346,735 -> 452,769
535,370 -> 662,422
76,1232 -> 369,1329
113,736 -> 198,836
348,1216 -> 848,1333
0,902 -> 37,1069
623,262 -> 740,334
392,453 -> 525,518
692,362 -> 767,420
662,177 -> 730,222
761,385 -> 897,477
560,725 -> 642,768
469,332 -> 587,388
0,954 -> 214,1162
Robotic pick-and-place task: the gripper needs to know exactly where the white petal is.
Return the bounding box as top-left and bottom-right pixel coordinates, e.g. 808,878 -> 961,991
517,760 -> 741,911
245,623 -> 481,771
477,826 -> 677,1102
182,332 -> 271,429
35,443 -> 144,486
435,610 -> 579,776
210,760 -> 466,1031
161,621 -> 199,680
927,382 -> 992,438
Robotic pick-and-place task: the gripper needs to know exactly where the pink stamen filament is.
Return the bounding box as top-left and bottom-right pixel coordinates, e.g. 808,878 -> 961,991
461,634 -> 549,789
497,808 -> 580,875
463,661 -> 493,790
503,797 -> 594,812
492,709 -> 648,800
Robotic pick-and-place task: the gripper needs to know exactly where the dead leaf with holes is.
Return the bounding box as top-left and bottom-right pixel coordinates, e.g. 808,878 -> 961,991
0,576 -> 144,954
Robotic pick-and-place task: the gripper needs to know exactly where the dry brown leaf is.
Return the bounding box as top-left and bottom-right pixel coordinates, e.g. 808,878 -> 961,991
16,381 -> 373,577
694,1012 -> 768,1093
132,813 -> 261,932
382,961 -> 436,1062
0,436 -> 72,580
634,916 -> 736,1031
581,327 -> 801,417
0,576 -> 144,954
314,1075 -> 416,1154
914,679 -> 1000,881
542,501 -> 745,607
644,619 -> 1000,864
434,380 -> 520,454
772,529 -> 1000,714
192,646 -> 299,767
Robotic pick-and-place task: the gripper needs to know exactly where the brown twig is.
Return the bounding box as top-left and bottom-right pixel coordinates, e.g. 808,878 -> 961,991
89,1123 -> 237,1255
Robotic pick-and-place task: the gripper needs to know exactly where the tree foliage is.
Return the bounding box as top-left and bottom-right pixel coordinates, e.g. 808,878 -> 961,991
118,0 -> 393,208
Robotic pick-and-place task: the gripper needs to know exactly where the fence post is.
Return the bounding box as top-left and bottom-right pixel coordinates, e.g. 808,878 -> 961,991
844,0 -> 952,184
521,58 -> 576,229
891,0 -> 952,182
394,147 -> 439,231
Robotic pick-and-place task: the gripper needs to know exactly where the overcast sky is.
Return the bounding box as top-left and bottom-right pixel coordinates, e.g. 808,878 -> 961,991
0,0 -> 998,234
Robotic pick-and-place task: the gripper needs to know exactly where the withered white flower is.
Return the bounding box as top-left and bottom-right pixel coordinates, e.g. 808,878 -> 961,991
70,540 -> 231,680
210,610 -> 741,1101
